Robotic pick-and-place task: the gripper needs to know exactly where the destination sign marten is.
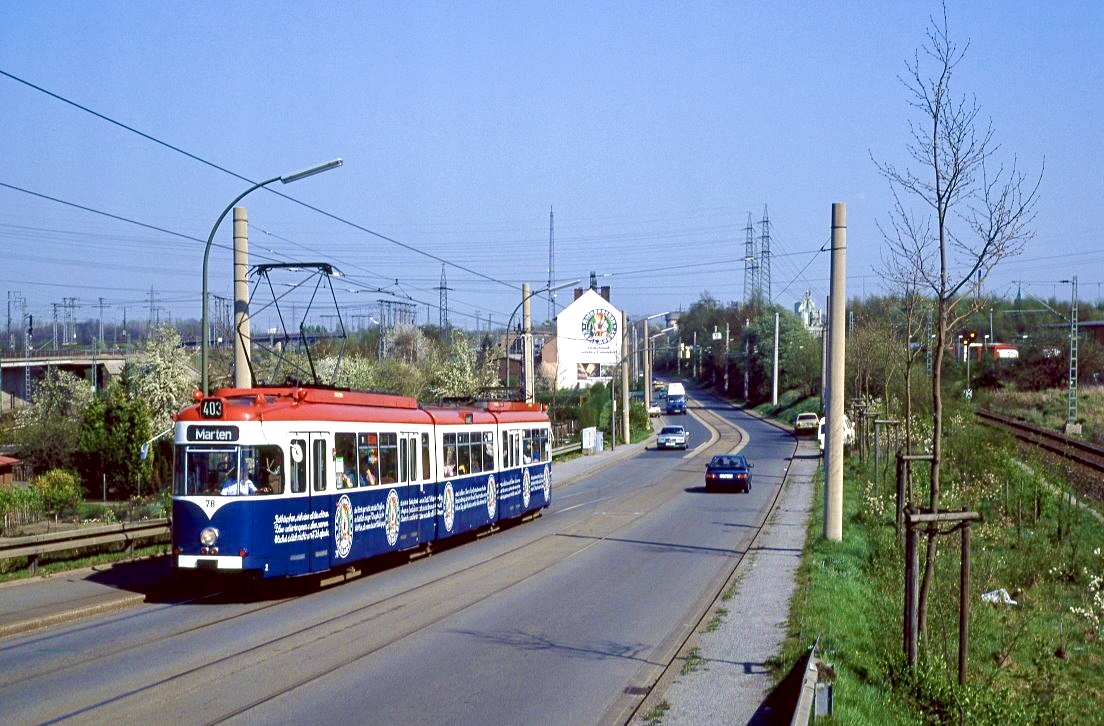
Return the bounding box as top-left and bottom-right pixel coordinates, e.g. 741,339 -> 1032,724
187,426 -> 239,443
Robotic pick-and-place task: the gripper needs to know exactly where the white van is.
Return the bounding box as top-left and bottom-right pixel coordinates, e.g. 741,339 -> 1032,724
817,415 -> 855,451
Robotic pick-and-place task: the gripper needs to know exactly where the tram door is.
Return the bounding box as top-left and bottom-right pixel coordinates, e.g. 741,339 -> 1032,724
399,432 -> 430,544
289,432 -> 331,573
507,430 -> 522,470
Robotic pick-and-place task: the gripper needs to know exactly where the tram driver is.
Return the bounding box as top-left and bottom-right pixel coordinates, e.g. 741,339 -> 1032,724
221,469 -> 257,496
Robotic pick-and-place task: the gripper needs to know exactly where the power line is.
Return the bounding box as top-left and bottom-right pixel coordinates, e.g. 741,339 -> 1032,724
0,68 -> 520,295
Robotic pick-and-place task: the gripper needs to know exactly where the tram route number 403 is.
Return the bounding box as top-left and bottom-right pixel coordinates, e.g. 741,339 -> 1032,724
201,399 -> 224,418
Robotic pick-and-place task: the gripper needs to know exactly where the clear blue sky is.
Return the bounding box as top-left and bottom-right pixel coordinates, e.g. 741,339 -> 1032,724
1,1 -> 1100,341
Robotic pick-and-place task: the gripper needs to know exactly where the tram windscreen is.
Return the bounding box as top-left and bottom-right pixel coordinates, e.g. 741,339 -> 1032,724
173,444 -> 284,496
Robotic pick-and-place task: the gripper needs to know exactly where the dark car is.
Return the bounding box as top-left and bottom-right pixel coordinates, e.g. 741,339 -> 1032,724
704,454 -> 754,492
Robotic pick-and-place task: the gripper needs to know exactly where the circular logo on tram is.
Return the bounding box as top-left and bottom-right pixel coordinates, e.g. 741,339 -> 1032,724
486,475 -> 497,519
442,482 -> 456,533
522,468 -> 531,508
581,309 -> 618,345
544,464 -> 552,503
334,494 -> 353,559
385,489 -> 401,547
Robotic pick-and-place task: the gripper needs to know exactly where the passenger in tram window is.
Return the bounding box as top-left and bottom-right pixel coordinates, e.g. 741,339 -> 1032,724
483,435 -> 495,470
456,442 -> 471,476
469,438 -> 483,474
335,433 -> 358,489
443,449 -> 456,477
260,451 -> 282,494
360,448 -> 378,486
221,470 -> 257,496
338,469 -> 355,489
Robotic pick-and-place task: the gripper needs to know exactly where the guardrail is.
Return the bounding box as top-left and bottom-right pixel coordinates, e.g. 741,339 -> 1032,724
551,442 -> 582,458
0,519 -> 170,575
791,635 -> 832,723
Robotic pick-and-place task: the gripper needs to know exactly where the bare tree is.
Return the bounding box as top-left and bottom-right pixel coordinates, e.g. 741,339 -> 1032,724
872,8 -> 1042,644
879,211 -> 931,454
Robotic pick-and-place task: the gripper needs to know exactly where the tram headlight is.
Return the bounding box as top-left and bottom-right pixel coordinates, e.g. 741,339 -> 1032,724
199,527 -> 219,548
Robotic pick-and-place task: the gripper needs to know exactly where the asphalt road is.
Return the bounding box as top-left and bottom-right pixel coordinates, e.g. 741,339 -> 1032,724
0,392 -> 799,725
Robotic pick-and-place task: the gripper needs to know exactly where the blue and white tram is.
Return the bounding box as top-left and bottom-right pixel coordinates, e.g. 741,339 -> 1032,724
172,386 -> 552,578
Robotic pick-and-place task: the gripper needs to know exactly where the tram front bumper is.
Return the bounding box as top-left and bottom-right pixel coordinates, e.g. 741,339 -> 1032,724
177,555 -> 244,571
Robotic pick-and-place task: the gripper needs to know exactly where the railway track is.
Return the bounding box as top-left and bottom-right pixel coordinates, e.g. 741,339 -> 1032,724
976,409 -> 1104,475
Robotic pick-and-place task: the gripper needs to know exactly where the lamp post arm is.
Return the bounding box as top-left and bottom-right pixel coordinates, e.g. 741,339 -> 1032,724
200,175 -> 280,394
199,159 -> 342,394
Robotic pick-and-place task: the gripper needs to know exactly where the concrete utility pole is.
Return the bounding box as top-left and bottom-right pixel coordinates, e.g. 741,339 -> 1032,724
233,207 -> 253,389
771,312 -> 780,405
621,310 -> 631,445
523,283 -> 535,403
692,331 -> 698,379
724,322 -> 730,394
824,203 -> 847,542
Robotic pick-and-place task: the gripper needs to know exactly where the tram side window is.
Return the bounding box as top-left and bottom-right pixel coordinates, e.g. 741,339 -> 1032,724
313,439 -> 327,492
358,432 -> 380,486
243,445 -> 284,495
290,440 -> 307,493
421,433 -> 431,482
456,432 -> 472,475
335,432 -> 358,489
537,428 -> 549,462
442,433 -> 457,477
523,429 -> 535,464
481,431 -> 495,472
378,432 -> 398,484
467,432 -> 483,474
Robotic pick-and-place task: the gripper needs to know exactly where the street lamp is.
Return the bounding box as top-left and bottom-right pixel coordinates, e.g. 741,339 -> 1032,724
200,158 -> 342,393
504,279 -> 580,399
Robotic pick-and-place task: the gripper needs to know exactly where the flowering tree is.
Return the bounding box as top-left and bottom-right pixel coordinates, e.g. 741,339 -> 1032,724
126,325 -> 196,431
428,333 -> 496,400
15,368 -> 94,473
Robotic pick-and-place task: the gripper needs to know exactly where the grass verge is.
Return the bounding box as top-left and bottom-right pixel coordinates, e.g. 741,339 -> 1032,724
775,413 -> 1104,723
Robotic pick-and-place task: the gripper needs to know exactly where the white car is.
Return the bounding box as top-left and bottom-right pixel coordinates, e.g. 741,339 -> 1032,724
647,403 -> 662,417
656,425 -> 689,450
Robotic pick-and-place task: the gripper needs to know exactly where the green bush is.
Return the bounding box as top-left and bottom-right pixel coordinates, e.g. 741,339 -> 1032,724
33,469 -> 83,520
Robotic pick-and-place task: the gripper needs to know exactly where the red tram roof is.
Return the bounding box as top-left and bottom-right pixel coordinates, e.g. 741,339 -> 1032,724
176,386 -> 547,426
